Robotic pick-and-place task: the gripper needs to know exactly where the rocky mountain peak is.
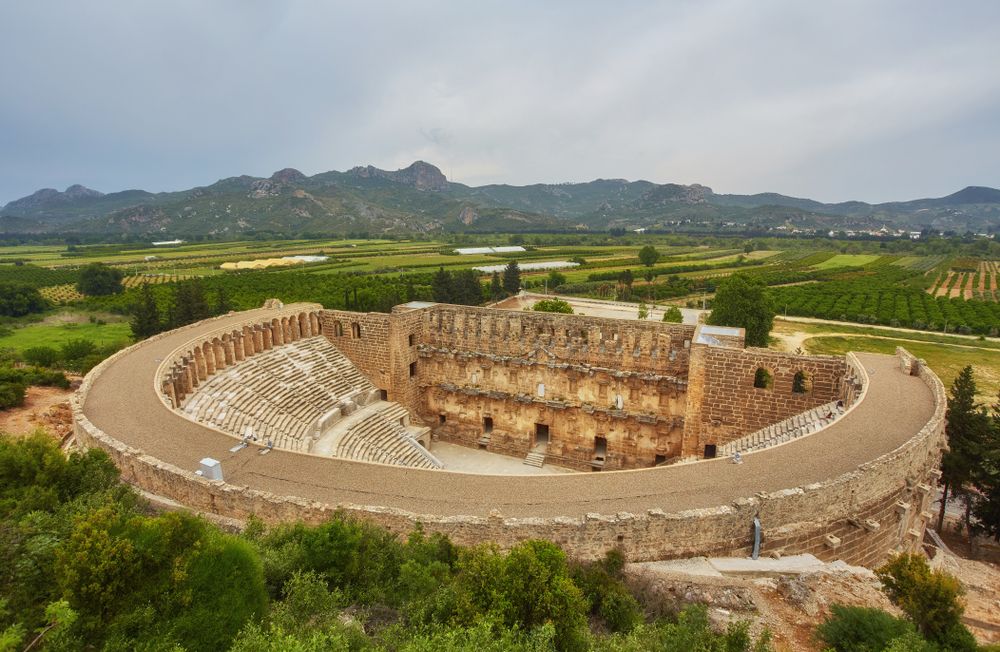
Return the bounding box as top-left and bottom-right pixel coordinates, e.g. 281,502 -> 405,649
63,184 -> 104,199
270,168 -> 307,184
348,161 -> 448,191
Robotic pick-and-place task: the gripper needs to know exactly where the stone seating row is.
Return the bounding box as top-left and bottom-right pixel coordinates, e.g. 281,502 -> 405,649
180,336 -> 378,452
718,400 -> 845,456
335,402 -> 441,469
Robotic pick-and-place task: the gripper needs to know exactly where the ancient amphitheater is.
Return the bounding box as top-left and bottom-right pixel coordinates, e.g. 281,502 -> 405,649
72,299 -> 946,564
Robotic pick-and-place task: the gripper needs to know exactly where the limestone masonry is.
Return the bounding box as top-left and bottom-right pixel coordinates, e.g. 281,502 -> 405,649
73,300 -> 946,565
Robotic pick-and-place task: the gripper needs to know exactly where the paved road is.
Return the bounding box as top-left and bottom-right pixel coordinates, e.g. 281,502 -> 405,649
81,308 -> 936,519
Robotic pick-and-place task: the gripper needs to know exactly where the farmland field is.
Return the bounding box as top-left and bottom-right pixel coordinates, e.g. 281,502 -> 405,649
0,312 -> 130,352
811,254 -> 882,270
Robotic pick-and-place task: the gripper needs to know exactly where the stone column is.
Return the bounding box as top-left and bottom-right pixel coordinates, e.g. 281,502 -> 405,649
252,325 -> 263,353
223,335 -> 236,365
262,325 -> 273,350
183,360 -> 196,392
193,346 -> 207,381
203,342 -> 216,375
233,332 -> 246,362
271,319 -> 283,346
211,339 -> 225,370
290,315 -> 301,341
162,379 -> 178,408
310,312 -> 320,335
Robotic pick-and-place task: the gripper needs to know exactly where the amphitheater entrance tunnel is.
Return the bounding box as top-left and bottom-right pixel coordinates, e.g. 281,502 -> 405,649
534,423 -> 550,447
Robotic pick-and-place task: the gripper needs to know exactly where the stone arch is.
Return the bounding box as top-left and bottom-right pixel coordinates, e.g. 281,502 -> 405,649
298,312 -> 310,337
333,321 -> 344,337
352,322 -> 362,338
753,367 -> 773,390
792,370 -> 812,394
309,312 -> 320,334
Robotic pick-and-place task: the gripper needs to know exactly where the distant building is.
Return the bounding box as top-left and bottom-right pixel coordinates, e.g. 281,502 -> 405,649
454,246 -> 526,255
152,239 -> 185,246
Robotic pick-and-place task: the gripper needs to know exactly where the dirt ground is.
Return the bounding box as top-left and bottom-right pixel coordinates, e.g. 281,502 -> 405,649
627,542 -> 1000,650
0,381 -> 77,442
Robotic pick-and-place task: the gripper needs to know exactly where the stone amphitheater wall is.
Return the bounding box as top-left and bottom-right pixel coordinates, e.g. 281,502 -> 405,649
74,302 -> 946,564
682,346 -> 850,456
416,305 -> 696,376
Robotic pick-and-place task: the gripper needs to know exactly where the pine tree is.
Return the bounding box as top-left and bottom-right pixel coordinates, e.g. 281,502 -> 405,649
129,283 -> 161,339
432,267 -> 454,303
452,270 -> 484,305
972,392 -> 1000,541
938,366 -> 989,534
502,261 -> 521,296
215,286 -> 232,315
173,279 -> 211,326
490,272 -> 503,301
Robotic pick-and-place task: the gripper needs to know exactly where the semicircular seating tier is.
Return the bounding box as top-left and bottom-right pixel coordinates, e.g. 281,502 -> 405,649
179,335 -> 440,469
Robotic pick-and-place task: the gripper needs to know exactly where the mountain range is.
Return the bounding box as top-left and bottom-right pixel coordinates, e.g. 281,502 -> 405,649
2,161 -> 998,237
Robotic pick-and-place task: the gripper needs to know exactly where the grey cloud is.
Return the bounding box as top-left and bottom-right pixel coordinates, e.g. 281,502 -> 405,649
1,0 -> 998,205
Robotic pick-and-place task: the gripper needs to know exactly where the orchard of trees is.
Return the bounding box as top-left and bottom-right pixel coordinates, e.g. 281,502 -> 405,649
768,269 -> 1000,335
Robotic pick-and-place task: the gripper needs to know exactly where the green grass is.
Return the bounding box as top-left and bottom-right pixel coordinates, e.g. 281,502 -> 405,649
802,335 -> 1000,403
0,316 -> 131,352
774,318 -> 1000,351
811,254 -> 883,270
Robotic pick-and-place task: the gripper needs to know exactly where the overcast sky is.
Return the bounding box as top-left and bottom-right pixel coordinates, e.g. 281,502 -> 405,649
1,1 -> 999,205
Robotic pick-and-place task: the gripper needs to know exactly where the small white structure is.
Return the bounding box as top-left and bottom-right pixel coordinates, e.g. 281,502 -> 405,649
454,246 -> 527,255
152,239 -> 185,246
473,260 -> 580,273
197,457 -> 223,481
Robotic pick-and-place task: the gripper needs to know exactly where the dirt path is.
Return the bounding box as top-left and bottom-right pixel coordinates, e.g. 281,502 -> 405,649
0,384 -> 76,441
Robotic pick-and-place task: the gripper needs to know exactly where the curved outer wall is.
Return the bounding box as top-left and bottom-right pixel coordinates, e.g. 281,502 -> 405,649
73,310 -> 946,565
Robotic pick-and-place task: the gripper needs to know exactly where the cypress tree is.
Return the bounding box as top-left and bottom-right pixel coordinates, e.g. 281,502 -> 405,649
129,283 -> 161,339
938,365 -> 989,533
432,267 -> 454,303
490,272 -> 503,300
502,261 -> 521,296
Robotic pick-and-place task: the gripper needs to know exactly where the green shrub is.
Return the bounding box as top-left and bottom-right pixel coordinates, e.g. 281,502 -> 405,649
662,306 -> 683,323
876,553 -> 975,649
816,604 -> 919,652
0,283 -> 48,317
531,299 -> 573,314
22,346 -> 60,367
0,382 -> 26,410
59,338 -> 97,362
454,540 -> 588,651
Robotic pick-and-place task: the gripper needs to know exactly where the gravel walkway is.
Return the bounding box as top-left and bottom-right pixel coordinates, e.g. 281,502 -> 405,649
82,309 -> 935,519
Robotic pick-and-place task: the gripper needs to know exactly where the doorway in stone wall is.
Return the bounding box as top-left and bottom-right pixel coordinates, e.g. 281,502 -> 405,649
534,423 -> 550,446
593,436 -> 607,461
703,444 -> 717,459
